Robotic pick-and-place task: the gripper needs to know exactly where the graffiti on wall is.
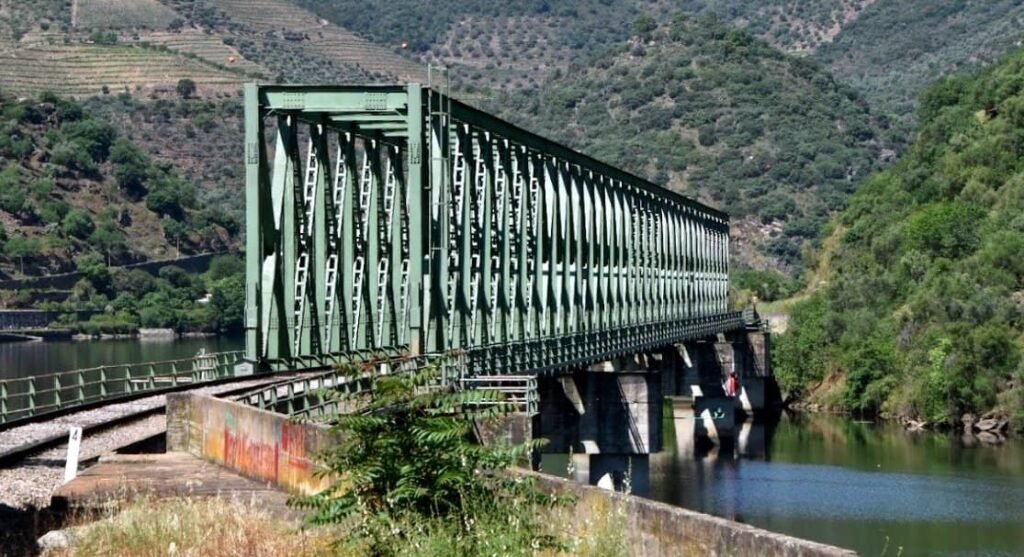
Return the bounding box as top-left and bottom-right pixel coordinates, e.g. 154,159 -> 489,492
190,397 -> 335,495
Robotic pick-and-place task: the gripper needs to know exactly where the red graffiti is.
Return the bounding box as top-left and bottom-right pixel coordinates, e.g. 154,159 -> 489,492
281,423 -> 312,472
223,430 -> 280,481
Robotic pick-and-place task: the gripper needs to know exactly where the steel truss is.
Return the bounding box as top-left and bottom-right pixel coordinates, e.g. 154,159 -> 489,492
245,84 -> 739,373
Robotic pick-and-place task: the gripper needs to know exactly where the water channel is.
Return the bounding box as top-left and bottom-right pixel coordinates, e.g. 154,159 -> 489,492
544,411 -> 1024,557
0,336 -> 244,381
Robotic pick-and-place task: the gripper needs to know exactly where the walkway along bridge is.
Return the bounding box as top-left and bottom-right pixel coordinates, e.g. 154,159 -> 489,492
243,83 -> 776,479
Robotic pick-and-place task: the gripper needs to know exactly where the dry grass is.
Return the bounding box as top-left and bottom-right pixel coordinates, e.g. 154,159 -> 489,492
41,485 -> 628,557
543,496 -> 629,557
47,497 -> 335,557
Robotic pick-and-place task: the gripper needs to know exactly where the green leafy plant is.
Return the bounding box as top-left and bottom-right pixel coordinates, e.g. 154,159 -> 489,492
291,360 -> 563,556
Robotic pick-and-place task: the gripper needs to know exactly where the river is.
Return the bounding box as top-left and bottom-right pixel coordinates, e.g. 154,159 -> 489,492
544,411 -> 1024,556
0,336 -> 244,381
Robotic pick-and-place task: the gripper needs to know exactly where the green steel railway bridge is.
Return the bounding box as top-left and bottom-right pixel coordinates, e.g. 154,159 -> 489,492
245,83 -> 744,375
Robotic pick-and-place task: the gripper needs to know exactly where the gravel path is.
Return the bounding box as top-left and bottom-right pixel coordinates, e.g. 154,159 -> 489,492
0,375 -> 307,510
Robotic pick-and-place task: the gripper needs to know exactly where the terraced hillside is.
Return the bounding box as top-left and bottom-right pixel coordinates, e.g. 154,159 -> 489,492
76,0 -> 178,30
205,0 -> 425,82
135,30 -> 263,74
0,41 -> 248,97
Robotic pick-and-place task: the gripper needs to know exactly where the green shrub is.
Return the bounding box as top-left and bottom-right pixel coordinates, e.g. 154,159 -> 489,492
293,362 -> 562,556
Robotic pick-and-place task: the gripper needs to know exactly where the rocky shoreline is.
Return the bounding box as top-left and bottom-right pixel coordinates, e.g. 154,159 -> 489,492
791,403 -> 1018,444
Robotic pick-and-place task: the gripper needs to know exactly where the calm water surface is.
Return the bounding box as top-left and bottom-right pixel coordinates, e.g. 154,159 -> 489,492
0,336 -> 244,381
546,413 -> 1024,556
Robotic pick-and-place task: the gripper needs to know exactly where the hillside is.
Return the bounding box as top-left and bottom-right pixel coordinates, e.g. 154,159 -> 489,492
672,0 -> 877,54
776,49 -> 1024,429
83,93 -> 247,226
674,1 -> 1024,118
814,0 -> 1024,117
0,0 -> 424,99
4,0 -> 1022,276
483,15 -> 896,270
0,91 -> 238,279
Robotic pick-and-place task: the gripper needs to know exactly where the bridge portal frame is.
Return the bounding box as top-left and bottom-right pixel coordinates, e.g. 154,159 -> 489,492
245,83 -> 738,374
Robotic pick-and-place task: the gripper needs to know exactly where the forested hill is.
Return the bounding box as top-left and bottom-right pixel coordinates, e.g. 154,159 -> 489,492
0,91 -> 238,278
776,49 -> 1024,430
484,15 -> 897,270
654,1 -> 1024,118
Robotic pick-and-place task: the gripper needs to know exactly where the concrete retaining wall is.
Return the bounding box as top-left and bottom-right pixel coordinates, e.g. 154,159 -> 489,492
531,472 -> 857,557
166,393 -> 338,495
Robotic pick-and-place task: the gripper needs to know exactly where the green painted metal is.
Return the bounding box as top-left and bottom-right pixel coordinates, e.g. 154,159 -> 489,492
0,351 -> 245,428
245,84 -> 739,376
240,354 -> 435,417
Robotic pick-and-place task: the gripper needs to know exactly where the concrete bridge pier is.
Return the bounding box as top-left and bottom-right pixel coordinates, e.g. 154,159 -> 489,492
536,358 -> 663,456
527,356 -> 665,491
676,329 -> 779,417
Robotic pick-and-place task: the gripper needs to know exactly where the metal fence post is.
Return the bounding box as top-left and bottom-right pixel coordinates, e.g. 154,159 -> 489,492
54,375 -> 61,409
77,371 -> 85,405
98,366 -> 107,398
27,376 -> 36,416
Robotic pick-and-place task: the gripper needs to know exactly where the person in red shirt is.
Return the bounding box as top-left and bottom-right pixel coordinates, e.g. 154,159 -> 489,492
726,371 -> 739,397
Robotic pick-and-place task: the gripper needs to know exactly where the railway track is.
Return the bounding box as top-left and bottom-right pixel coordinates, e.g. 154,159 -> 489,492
0,373 -> 319,509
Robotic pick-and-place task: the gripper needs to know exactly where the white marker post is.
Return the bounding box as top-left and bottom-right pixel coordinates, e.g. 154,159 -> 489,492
64,427 -> 82,484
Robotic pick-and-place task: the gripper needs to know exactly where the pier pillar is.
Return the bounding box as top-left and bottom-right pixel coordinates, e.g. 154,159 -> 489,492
535,356 -> 663,456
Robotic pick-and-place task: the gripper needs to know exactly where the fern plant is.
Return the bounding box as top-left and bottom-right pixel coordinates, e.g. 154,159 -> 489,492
290,358 -> 562,556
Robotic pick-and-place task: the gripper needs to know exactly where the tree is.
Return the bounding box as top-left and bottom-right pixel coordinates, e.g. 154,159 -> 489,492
62,209 -> 95,239
176,79 -> 197,99
89,223 -> 126,265
162,217 -> 189,258
6,235 -> 41,274
206,254 -> 243,281
632,15 -> 657,38
110,137 -> 150,198
77,253 -> 112,294
62,118 -> 118,162
139,290 -> 178,328
210,274 -> 245,332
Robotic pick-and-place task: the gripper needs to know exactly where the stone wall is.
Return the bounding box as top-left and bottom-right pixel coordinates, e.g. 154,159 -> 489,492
530,472 -> 857,557
0,310 -> 102,330
166,393 -> 339,495
0,252 -> 225,292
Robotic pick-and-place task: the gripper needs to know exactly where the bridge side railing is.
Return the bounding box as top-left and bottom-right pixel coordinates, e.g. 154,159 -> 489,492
0,350 -> 245,428
239,354 -> 437,418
